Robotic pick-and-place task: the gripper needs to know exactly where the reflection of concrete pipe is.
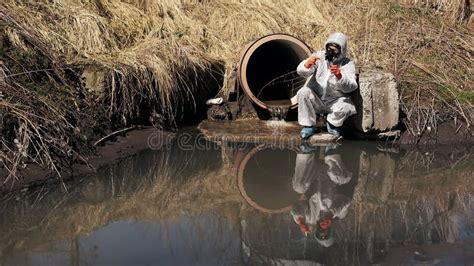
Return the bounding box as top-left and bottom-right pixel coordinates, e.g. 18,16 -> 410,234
238,34 -> 312,111
236,145 -> 301,213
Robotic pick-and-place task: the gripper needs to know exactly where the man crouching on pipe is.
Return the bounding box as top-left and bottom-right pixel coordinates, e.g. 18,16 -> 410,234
296,32 -> 358,140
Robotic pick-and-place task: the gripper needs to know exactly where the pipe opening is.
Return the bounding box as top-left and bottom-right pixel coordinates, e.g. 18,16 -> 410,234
239,35 -> 312,111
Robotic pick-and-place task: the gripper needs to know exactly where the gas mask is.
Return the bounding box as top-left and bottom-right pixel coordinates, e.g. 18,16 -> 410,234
325,44 -> 341,63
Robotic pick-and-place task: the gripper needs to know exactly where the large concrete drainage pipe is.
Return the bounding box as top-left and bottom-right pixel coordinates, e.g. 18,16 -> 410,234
238,34 -> 312,114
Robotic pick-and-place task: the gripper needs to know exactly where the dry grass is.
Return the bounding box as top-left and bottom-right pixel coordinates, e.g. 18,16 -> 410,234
0,74 -> 92,187
402,0 -> 472,23
0,0 -> 470,123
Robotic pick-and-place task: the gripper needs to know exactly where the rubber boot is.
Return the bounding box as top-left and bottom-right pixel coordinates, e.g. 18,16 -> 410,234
300,126 -> 318,140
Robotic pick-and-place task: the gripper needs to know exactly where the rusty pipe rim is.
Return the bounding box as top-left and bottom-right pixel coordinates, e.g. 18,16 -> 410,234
237,144 -> 300,214
238,34 -> 312,110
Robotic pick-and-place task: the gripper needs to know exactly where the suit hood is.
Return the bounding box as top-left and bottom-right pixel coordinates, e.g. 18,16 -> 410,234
324,32 -> 348,62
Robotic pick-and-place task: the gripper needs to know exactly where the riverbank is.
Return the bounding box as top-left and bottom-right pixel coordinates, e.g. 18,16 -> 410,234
1,120 -> 472,195
0,127 -> 174,194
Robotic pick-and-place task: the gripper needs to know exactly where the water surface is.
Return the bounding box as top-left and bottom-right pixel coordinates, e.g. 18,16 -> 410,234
1,134 -> 473,265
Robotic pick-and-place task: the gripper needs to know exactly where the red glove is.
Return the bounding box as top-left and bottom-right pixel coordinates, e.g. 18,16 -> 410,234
296,216 -> 311,234
330,64 -> 342,79
304,55 -> 319,69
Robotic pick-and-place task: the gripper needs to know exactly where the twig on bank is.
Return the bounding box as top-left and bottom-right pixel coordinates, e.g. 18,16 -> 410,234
93,126 -> 137,146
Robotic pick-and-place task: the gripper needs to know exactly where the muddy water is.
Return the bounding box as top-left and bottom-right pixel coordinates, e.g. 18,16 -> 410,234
1,133 -> 473,265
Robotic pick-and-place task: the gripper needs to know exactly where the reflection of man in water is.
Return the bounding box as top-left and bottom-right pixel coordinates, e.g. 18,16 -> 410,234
290,145 -> 356,247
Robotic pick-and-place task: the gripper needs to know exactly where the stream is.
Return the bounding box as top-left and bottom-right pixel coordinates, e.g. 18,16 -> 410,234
1,132 -> 473,265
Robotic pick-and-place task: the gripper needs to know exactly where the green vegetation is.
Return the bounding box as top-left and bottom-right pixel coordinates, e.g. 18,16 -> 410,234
437,84 -> 474,105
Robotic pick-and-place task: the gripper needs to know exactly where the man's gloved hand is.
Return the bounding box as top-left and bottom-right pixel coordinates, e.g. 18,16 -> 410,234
296,216 -> 311,235
304,55 -> 319,69
330,64 -> 342,79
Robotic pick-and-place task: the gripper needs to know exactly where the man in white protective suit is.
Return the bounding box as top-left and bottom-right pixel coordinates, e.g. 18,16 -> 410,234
296,32 -> 358,140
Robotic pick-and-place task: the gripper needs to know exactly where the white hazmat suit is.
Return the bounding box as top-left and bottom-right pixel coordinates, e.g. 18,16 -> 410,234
296,32 -> 358,127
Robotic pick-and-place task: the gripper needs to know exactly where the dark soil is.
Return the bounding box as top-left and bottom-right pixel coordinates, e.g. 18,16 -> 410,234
398,119 -> 472,146
0,127 -> 175,195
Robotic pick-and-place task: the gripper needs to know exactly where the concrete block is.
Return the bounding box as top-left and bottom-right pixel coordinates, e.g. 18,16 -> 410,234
350,69 -> 399,132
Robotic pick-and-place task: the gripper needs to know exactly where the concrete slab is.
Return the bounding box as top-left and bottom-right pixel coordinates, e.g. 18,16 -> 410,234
349,69 -> 399,132
198,119 -> 337,146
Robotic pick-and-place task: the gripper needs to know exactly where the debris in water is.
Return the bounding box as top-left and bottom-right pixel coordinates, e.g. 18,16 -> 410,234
206,97 -> 224,105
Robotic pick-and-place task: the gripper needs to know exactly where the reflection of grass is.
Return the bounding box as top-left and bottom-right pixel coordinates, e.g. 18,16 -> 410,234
69,149 -> 243,228
394,154 -> 474,202
352,191 -> 473,251
1,147 -> 473,261
0,149 -> 244,257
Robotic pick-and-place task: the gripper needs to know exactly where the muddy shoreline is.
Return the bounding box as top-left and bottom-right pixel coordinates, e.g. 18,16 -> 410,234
1,117 -> 472,196
0,127 -> 175,195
